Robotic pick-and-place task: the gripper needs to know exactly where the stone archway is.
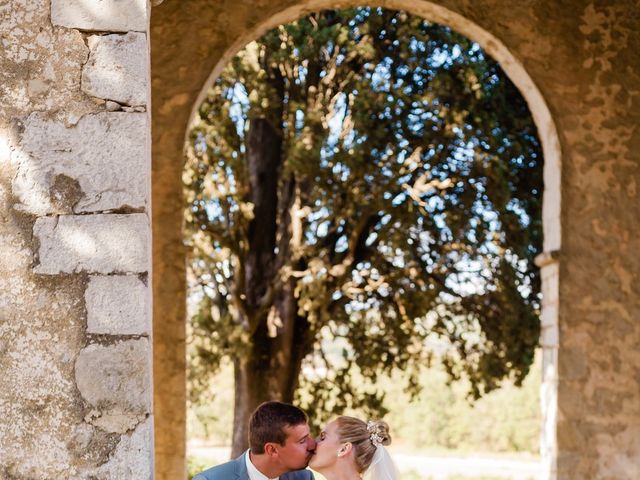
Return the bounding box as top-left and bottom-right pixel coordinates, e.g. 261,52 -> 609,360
151,2 -> 563,479
1,1 -> 636,479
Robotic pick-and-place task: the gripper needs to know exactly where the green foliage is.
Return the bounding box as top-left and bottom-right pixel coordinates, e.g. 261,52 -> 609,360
189,354 -> 541,454
187,360 -> 234,443
185,7 -> 542,428
187,455 -> 210,480
384,353 -> 540,453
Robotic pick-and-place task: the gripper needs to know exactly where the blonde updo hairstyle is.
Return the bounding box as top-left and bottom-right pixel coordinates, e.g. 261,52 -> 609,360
335,417 -> 391,473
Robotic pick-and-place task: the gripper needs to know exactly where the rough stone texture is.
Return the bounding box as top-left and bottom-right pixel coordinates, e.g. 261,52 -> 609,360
550,4 -> 640,478
76,339 -> 151,434
51,0 -> 148,32
1,0 -> 639,479
83,33 -> 149,106
34,213 -> 149,274
0,0 -> 96,126
14,112 -> 148,215
1,0 -> 152,477
85,275 -> 150,335
538,259 -> 560,477
1,1 -> 112,478
151,1 -> 640,479
0,272 -> 89,479
95,418 -> 153,479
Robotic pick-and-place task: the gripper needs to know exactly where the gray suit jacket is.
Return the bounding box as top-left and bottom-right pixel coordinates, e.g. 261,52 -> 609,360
193,451 -> 314,480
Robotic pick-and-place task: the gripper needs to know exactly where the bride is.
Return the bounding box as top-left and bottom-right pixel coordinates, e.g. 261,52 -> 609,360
309,416 -> 400,480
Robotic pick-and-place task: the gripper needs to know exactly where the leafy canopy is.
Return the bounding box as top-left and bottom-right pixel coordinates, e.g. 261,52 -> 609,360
185,8 -> 542,422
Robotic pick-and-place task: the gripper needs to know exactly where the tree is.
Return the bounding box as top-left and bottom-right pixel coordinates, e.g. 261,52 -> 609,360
184,7 -> 542,455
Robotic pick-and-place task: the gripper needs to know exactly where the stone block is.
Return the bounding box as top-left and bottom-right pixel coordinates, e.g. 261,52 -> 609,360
14,112 -> 148,214
51,0 -> 148,32
540,303 -> 558,328
85,275 -> 149,335
541,263 -> 559,305
541,324 -> 559,348
540,378 -> 558,462
34,214 -> 149,274
95,418 -> 153,479
83,33 -> 148,106
75,339 -> 151,434
542,347 -> 558,382
540,261 -> 559,282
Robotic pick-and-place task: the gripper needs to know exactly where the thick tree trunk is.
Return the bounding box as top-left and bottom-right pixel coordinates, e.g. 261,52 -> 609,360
231,73 -> 286,456
230,61 -> 314,457
230,280 -> 312,457
231,355 -> 270,458
244,116 -> 280,310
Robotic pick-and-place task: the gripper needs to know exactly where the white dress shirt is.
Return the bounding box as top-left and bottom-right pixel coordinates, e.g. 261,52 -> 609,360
245,450 -> 279,480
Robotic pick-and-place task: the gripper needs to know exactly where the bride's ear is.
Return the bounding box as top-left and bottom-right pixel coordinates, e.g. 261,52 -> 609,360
337,442 -> 353,457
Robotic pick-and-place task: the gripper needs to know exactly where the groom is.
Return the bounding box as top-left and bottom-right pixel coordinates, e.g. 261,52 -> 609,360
194,401 -> 316,480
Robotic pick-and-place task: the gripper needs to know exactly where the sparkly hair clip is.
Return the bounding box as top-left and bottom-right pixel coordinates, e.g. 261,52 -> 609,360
367,420 -> 383,447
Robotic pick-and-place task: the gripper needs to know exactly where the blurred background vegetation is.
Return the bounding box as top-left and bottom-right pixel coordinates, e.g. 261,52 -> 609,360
184,7 -> 543,478
187,352 -> 540,479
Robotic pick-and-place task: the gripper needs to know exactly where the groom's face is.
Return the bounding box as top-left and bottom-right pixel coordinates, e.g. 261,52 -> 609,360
273,422 -> 316,470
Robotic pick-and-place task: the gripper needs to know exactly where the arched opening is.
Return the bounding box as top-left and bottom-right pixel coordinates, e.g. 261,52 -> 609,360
151,2 -> 561,479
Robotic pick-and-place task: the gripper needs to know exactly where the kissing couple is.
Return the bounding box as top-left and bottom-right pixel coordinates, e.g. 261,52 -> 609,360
194,401 -> 400,480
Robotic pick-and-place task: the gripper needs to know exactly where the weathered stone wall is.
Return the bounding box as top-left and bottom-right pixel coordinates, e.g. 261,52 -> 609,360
2,0 -> 638,479
552,4 -> 640,477
151,1 -> 639,480
0,0 -> 153,478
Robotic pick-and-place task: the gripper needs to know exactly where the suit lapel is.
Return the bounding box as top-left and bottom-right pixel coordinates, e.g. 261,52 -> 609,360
235,451 -> 249,480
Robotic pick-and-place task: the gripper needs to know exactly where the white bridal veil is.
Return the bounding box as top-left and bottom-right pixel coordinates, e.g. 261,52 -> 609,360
363,445 -> 400,480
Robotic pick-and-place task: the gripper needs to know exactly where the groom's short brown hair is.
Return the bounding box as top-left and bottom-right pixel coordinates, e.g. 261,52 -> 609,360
249,401 -> 308,453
